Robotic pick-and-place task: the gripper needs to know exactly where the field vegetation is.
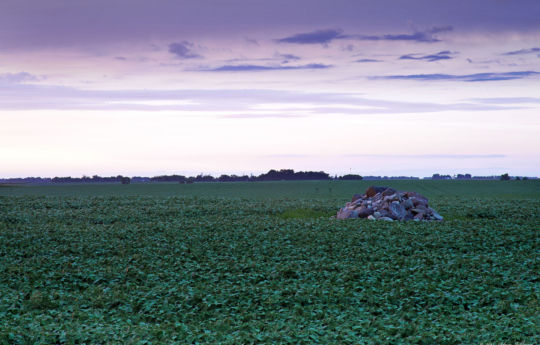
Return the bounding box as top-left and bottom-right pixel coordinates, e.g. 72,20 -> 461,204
0,181 -> 539,344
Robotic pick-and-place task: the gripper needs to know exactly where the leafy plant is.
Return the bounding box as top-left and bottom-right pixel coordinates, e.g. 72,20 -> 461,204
0,181 -> 539,344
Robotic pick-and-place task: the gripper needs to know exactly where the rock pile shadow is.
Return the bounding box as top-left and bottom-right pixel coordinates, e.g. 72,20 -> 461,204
337,186 -> 443,221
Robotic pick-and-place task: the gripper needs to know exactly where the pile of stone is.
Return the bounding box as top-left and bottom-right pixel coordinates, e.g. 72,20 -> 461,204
336,186 -> 443,221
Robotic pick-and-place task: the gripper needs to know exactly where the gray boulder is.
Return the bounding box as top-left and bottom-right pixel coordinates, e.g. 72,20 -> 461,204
389,202 -> 406,220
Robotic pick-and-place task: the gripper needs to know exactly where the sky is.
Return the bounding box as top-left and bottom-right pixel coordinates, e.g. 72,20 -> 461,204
1,0 -> 540,177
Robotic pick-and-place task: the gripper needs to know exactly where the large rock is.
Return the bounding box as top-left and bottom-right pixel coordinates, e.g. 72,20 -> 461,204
351,194 -> 362,202
356,206 -> 374,218
365,186 -> 388,197
402,199 -> 414,210
431,211 -> 444,221
381,188 -> 397,197
389,202 -> 406,220
336,208 -> 358,219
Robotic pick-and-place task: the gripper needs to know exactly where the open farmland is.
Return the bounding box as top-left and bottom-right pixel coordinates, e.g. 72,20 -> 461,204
0,181 -> 539,344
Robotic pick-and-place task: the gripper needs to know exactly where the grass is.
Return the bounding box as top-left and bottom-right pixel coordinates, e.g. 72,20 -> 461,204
0,181 -> 539,344
1,179 -> 539,199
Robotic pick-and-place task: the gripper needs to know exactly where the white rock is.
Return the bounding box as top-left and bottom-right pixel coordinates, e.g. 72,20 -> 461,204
432,211 -> 444,221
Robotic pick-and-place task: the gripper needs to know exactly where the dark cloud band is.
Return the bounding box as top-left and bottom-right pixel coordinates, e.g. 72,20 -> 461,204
374,71 -> 540,82
502,47 -> 540,56
277,26 -> 453,45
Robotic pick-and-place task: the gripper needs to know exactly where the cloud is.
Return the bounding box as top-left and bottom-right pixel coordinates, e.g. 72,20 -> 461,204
343,154 -> 506,159
0,85 -> 524,114
471,97 -> 540,104
502,47 -> 540,56
277,29 -> 345,44
205,63 -> 331,72
354,26 -> 453,43
168,41 -> 202,59
277,26 -> 453,45
278,53 -> 301,62
374,71 -> 540,82
0,72 -> 39,84
355,59 -> 381,63
466,58 -> 501,65
223,53 -> 301,64
399,50 -> 455,62
244,37 -> 259,46
115,56 -> 127,61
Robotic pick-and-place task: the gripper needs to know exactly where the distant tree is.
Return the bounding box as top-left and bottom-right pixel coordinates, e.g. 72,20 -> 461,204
151,175 -> 187,183
456,173 -> 472,180
257,169 -> 330,181
217,174 -> 250,182
121,176 -> 131,184
432,173 -> 451,180
339,174 -> 363,180
194,174 -> 215,182
500,173 -> 510,181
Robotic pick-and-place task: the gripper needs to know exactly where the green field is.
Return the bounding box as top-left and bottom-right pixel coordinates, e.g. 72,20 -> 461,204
1,181 -> 539,344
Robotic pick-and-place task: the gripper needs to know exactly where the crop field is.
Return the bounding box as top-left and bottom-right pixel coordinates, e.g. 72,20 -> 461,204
0,180 -> 539,344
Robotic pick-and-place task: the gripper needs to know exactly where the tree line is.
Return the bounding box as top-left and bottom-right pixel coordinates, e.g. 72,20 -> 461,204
151,169 -> 337,183
0,170 -> 534,185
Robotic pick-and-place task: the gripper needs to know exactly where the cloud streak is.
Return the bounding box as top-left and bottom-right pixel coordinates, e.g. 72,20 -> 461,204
205,63 -> 331,72
399,50 -> 455,62
502,47 -> 540,56
355,59 -> 381,63
277,26 -> 453,45
168,41 -> 202,59
343,154 -> 506,159
277,29 -> 346,44
0,84 -> 526,115
355,26 -> 453,43
0,72 -> 39,85
471,97 -> 540,104
374,71 -> 540,82
278,53 -> 301,63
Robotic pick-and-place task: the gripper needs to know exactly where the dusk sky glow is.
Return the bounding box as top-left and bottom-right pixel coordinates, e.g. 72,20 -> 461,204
2,0 -> 540,177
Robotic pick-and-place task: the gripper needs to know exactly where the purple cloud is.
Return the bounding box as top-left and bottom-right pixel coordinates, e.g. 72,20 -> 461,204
206,63 -> 331,72
0,72 -> 39,84
278,26 -> 453,45
374,71 -> 540,82
168,41 -> 202,59
355,59 -> 381,63
399,50 -> 455,62
344,154 -> 506,159
502,47 -> 540,56
279,53 -> 301,62
472,97 -> 540,104
277,29 -> 345,44
357,26 -> 453,43
0,84 -> 522,114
